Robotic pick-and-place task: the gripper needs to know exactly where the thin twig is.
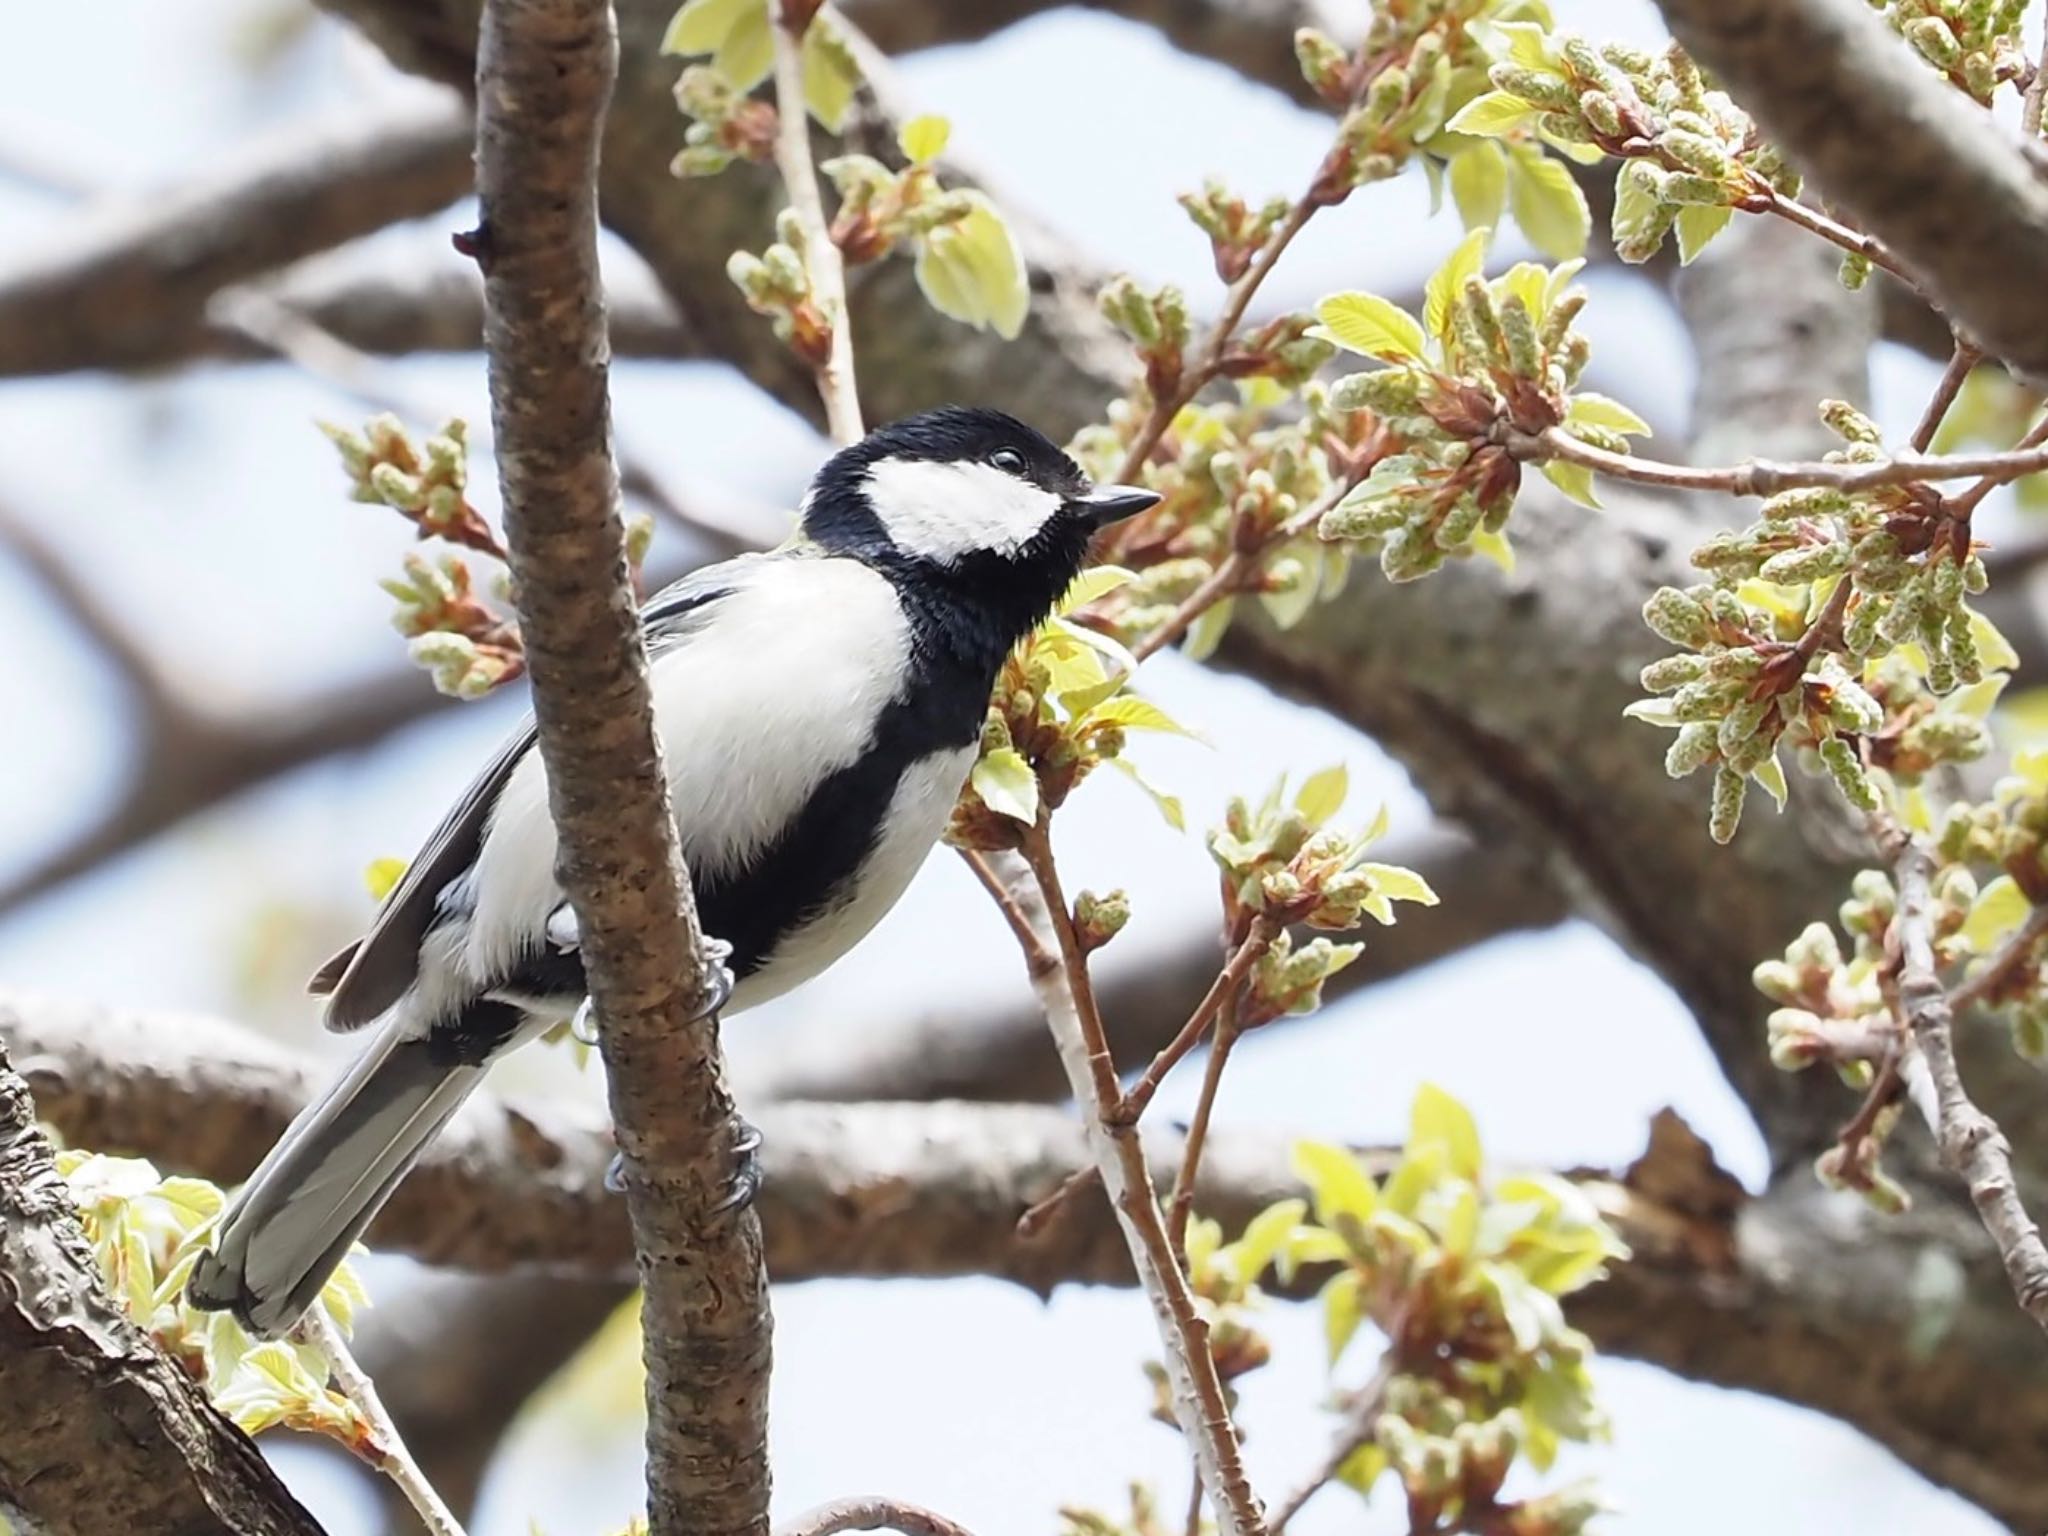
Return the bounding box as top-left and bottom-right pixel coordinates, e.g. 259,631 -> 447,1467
2022,26 -> 2048,140
1948,413 -> 2048,518
960,846 -> 1060,975
1950,904 -> 2048,1016
1126,479 -> 1352,664
1120,917 -> 1282,1124
770,1 -> 861,444
1006,831 -> 1268,1536
1113,201 -> 1317,486
1909,343 -> 1980,454
296,1306 -> 468,1536
1529,424 -> 2048,498
1015,1163 -> 1100,1236
774,1496 -> 980,1536
1165,985 -> 1244,1261
1758,190 -> 1927,298
1267,1342 -> 1402,1533
1874,815 -> 2048,1332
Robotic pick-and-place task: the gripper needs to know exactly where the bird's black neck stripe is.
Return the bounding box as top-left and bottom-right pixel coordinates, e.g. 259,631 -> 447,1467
495,559 -> 1018,1012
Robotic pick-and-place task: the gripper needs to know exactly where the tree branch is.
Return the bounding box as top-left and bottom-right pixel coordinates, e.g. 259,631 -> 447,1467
15,992 -> 2048,1526
0,93 -> 473,377
1880,823 -> 2048,1331
997,834 -> 1267,1536
473,3 -> 771,1533
1653,0 -> 2048,383
0,1043 -> 329,1536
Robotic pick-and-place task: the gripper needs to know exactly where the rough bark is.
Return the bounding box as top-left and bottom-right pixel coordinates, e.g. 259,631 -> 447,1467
473,0 -> 772,1531
0,94 -> 472,377
0,1043 -> 328,1536
1654,0 -> 2048,383
12,996 -> 2048,1526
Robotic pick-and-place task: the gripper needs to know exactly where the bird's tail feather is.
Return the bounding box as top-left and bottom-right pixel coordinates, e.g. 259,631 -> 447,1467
187,1024 -> 484,1337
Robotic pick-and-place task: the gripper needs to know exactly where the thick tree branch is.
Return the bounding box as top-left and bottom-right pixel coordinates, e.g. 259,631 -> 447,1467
14,994 -> 2048,1526
0,1043 -> 329,1536
473,2 -> 771,1532
0,94 -> 473,377
1653,0 -> 2048,383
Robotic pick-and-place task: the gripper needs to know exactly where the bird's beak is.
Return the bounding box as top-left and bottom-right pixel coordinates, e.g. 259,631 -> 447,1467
1074,483 -> 1162,529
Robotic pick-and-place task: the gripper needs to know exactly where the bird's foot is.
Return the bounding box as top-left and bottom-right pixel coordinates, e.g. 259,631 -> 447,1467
602,1116 -> 762,1212
692,936 -> 736,1021
710,1115 -> 764,1216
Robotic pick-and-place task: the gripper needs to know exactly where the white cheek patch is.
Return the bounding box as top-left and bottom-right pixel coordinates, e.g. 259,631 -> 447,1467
864,458 -> 1063,563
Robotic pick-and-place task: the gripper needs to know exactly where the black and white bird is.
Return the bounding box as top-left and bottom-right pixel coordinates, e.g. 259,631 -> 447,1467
188,406 -> 1158,1336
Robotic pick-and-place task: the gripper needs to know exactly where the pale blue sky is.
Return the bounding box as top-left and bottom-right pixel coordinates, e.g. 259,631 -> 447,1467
0,2 -> 2005,1532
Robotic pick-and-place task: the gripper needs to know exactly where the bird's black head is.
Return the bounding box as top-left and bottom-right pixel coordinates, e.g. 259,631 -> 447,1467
800,407 -> 1159,648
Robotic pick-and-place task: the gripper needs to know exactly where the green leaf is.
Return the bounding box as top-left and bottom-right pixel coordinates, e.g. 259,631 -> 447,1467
1082,695 -> 1196,738
1409,1083 -> 1482,1181
800,19 -> 861,131
898,113 -> 950,165
1622,698 -> 1681,727
1752,754 -> 1789,809
1969,605 -> 2021,672
711,0 -> 773,89
1310,292 -> 1428,362
1567,392 -> 1652,438
1320,1268 -> 1364,1364
1294,764 -> 1349,827
971,748 -> 1040,824
1182,596 -> 1235,662
1445,89 -> 1538,139
1507,143 -> 1590,259
1380,1142 -> 1443,1217
661,0 -> 756,55
1541,457 -> 1601,509
1292,1141 -> 1378,1226
1425,227 -> 1491,346
1473,19 -> 1556,71
1448,140 -> 1509,231
1467,527 -> 1515,576
1953,674 -> 2008,719
1360,862 -> 1440,907
1335,1442 -> 1388,1496
913,193 -> 1029,340
1060,564 -> 1136,610
1439,1182 -> 1480,1256
1674,203 -> 1734,266
1107,756 -> 1185,830
1229,1198 -> 1306,1282
1961,874 -> 2032,952
363,856 -> 407,902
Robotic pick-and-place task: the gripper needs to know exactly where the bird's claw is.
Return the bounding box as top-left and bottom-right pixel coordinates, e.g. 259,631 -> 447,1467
602,1116 -> 762,1214
709,1116 -> 764,1216
692,936 -> 736,1022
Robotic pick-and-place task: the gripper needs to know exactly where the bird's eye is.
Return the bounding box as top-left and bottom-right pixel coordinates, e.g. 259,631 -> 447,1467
988,448 -> 1027,475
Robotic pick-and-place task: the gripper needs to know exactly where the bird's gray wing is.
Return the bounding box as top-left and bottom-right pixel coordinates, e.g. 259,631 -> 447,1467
308,559 -> 761,1031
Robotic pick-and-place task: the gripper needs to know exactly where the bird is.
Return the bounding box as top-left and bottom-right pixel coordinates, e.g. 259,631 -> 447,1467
187,406 -> 1159,1337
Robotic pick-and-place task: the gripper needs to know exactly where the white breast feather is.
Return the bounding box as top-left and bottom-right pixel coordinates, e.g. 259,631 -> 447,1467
864,458 -> 1062,563
730,743 -> 978,1011
459,558 -> 913,990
